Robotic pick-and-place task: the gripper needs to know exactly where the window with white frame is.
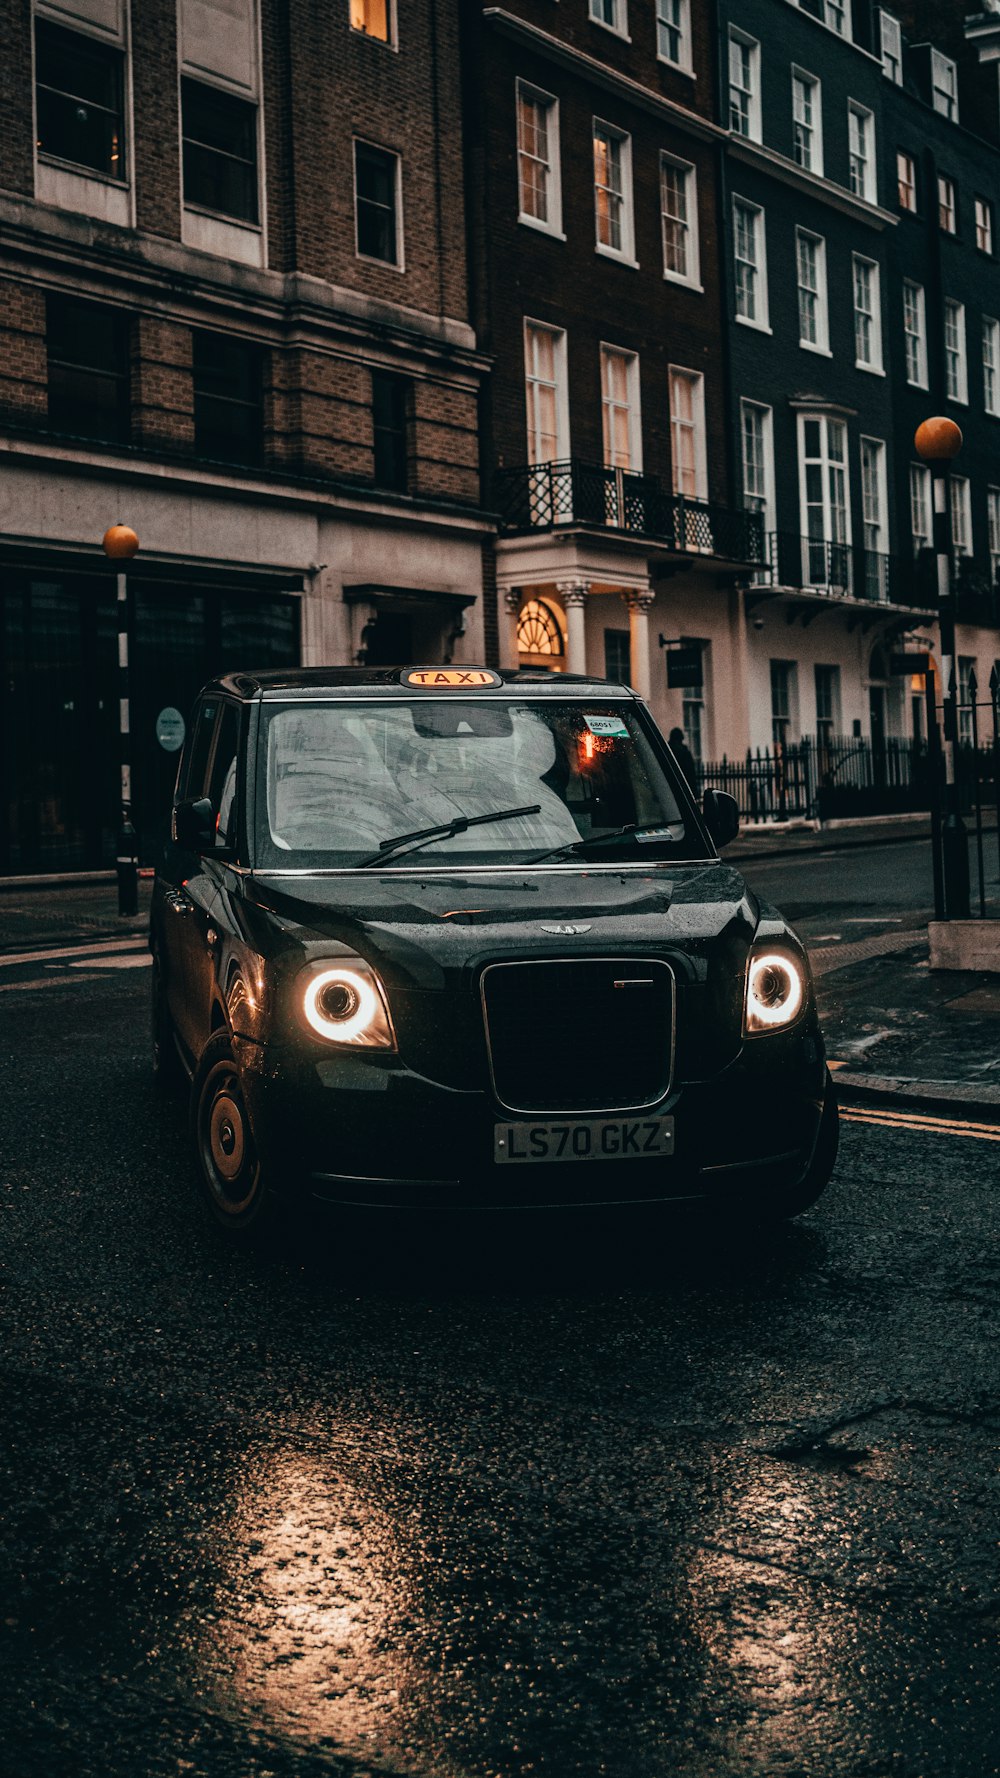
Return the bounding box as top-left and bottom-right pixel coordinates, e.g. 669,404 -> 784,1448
740,401 -> 774,524
728,31 -> 761,142
516,82 -> 562,235
796,229 -> 828,351
910,463 -> 931,556
957,655 -> 977,744
860,436 -> 888,597
656,0 -> 691,69
600,345 -> 641,470
815,664 -> 841,742
931,49 -> 958,121
988,488 -> 1000,581
354,141 -> 402,264
951,475 -> 972,555
589,0 -> 627,35
976,196 -> 994,255
524,321 -> 568,464
852,255 -> 882,371
593,121 -> 634,261
798,414 -> 851,589
847,103 -> 875,203
879,10 -> 902,82
792,70 -> 822,174
944,299 -> 968,402
938,175 -> 956,233
733,197 -> 767,327
823,0 -> 847,35
682,649 -> 707,762
660,155 -> 699,286
350,0 -> 395,43
903,281 -> 927,387
897,151 -> 916,212
985,317 -> 1000,416
668,367 -> 707,500
770,660 -> 798,746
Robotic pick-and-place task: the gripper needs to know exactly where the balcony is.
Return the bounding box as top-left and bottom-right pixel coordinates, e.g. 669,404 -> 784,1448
494,459 -> 766,569
764,532 -> 938,612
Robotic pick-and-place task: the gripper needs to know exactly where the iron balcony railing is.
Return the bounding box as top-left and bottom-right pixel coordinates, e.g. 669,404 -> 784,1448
493,459 -> 766,567
764,532 -> 938,610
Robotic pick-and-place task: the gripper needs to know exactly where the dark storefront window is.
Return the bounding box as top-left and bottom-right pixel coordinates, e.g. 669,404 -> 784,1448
46,296 -> 130,444
355,142 -> 400,264
372,371 -> 410,491
181,77 -> 259,223
35,19 -> 126,181
0,573 -> 299,874
193,332 -> 263,466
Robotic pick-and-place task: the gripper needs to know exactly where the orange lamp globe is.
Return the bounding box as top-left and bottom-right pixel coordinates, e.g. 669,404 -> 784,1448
102,523 -> 140,560
914,417 -> 963,461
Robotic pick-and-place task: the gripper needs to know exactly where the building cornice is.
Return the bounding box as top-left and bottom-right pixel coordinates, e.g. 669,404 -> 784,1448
481,8 -> 723,142
726,137 -> 898,229
0,191 -> 488,375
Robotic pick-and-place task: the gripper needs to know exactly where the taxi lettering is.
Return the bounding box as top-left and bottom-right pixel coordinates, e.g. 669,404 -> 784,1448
402,668 -> 502,689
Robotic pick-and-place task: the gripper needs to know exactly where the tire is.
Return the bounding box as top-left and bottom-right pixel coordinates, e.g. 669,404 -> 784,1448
151,953 -> 184,1087
758,1072 -> 840,1222
190,1030 -> 284,1242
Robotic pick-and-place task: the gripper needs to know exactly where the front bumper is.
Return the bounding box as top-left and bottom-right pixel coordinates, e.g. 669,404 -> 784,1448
235,1018 -> 827,1211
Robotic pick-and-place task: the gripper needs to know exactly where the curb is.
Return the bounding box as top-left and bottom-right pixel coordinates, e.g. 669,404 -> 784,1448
832,1067 -> 1000,1123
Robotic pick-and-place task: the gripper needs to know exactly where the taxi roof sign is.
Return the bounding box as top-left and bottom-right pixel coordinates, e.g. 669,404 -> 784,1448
401,667 -> 502,689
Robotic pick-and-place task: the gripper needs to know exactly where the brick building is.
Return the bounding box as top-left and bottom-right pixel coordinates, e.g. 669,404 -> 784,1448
461,0 -> 765,760
0,0 -> 489,871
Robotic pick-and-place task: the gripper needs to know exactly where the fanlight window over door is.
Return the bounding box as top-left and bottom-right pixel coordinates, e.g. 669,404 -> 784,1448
517,598 -> 565,662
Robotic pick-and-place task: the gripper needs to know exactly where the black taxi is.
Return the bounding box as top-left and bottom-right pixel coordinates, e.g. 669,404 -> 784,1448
150,666 -> 838,1239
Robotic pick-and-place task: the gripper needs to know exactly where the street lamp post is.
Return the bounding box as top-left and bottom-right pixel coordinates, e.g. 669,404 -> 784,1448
102,524 -> 140,917
914,417 -> 969,920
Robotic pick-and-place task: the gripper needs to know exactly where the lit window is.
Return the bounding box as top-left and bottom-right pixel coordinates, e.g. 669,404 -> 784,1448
354,141 -> 402,265
182,78 -> 259,223
589,0 -> 627,36
983,318 -> 1000,417
796,229 -> 828,351
35,18 -> 126,181
600,345 -> 641,471
897,151 -> 916,212
524,321 -> 568,463
728,31 -> 761,142
847,103 -> 875,203
938,175 -> 956,233
931,50 -> 958,121
879,10 -> 902,82
852,255 -> 882,371
944,299 -> 968,402
518,599 -> 565,659
660,155 -> 699,286
903,281 -> 927,387
976,196 -> 994,255
656,0 -> 691,68
593,121 -> 634,261
516,82 -> 562,235
792,70 -> 822,174
733,197 -> 767,328
349,0 -> 393,43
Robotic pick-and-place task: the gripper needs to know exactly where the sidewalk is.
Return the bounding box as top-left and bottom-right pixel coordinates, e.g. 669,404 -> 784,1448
1,845 -> 999,1119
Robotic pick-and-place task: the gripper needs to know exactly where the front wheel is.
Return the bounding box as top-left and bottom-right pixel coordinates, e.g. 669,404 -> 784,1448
190,1031 -> 284,1242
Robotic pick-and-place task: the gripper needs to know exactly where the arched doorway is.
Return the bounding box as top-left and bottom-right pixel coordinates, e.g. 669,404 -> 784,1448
517,597 -> 566,670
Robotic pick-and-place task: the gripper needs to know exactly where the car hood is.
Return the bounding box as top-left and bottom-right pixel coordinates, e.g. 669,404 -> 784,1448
241,862 -> 761,982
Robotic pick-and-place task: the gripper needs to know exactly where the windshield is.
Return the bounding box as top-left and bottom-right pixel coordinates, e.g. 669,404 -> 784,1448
253,698 -> 707,869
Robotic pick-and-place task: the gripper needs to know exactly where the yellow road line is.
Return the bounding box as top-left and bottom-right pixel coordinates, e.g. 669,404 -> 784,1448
841,1106 -> 1000,1141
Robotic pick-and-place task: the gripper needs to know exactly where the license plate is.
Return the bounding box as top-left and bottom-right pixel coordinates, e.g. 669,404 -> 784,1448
494,1116 -> 674,1165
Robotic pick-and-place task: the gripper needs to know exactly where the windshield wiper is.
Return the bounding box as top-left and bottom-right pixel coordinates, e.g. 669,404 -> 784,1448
530,821 -> 685,865
356,803 -> 543,868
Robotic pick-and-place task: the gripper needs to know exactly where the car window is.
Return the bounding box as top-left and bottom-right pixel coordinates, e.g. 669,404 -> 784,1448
254,699 -> 706,868
181,698 -> 219,802
208,702 -> 241,849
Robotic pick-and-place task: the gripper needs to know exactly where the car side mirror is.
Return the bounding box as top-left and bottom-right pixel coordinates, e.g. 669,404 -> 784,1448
702,788 -> 740,849
172,796 -> 215,851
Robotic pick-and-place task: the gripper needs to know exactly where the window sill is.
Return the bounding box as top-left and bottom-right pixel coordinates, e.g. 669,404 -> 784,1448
657,53 -> 695,76
350,25 -> 398,49
518,213 -> 567,241
356,250 -> 406,273
589,17 -> 631,40
800,340 -> 832,356
855,361 -> 886,376
36,158 -> 132,229
663,271 -> 703,291
182,206 -> 264,268
735,314 -> 772,334
905,376 -> 929,391
37,153 -> 128,190
596,244 -> 639,268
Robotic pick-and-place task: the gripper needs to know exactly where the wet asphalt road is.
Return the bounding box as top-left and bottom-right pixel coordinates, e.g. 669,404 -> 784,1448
1,949 -> 998,1778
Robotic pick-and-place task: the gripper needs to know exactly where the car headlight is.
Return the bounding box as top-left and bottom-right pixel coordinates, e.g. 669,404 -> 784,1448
744,951 -> 805,1035
301,963 -> 395,1049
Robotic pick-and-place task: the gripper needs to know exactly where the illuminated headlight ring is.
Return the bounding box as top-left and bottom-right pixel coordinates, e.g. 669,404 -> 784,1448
302,965 -> 395,1048
744,951 -> 805,1035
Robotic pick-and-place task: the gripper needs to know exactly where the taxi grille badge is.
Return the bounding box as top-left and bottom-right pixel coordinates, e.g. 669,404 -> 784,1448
539,922 -> 592,935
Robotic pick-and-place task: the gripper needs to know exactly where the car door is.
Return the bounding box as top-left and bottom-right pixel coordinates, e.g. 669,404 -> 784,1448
157,695 -> 219,1053
175,699 -> 244,1063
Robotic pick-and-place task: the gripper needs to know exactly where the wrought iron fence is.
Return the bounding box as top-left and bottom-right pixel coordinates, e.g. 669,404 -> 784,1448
700,734 -> 932,823
493,459 -> 766,565
927,667 -> 1000,918
764,532 -> 937,610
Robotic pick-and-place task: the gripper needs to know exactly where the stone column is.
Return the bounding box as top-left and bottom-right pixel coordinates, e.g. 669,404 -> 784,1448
623,589 -> 655,702
500,589 -> 521,669
557,581 -> 590,675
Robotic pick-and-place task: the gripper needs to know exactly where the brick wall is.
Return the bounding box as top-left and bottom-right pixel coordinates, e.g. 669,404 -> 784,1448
132,0 -> 182,239
0,2 -> 33,199
0,281 -> 46,426
132,317 -> 194,451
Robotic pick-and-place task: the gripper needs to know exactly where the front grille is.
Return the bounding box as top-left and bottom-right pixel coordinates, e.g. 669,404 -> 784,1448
481,958 -> 674,1114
